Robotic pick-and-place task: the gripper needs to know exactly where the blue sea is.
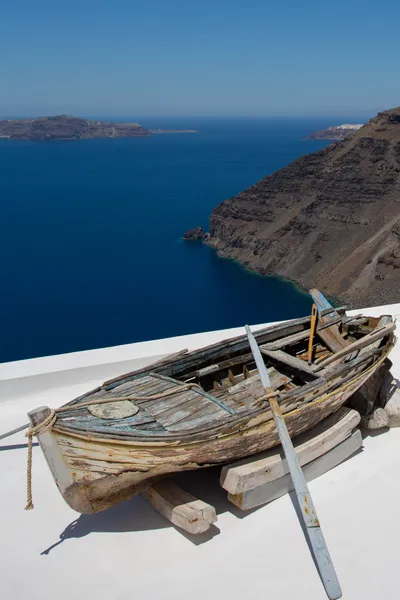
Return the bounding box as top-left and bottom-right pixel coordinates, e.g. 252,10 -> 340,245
0,116 -> 360,363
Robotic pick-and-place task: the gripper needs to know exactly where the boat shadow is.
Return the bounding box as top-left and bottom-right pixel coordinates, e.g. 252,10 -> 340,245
40,466 -> 263,556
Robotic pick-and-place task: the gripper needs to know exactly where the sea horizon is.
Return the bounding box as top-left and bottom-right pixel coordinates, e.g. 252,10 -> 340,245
1,113 -> 373,120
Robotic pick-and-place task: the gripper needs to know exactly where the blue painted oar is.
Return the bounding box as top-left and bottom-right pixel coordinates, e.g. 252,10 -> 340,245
245,324 -> 342,600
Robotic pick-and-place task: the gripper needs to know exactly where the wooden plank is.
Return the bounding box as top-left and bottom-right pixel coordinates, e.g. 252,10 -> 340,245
310,288 -> 337,317
167,401 -> 227,432
154,395 -> 213,428
315,321 -> 395,370
141,481 -> 217,534
343,316 -> 368,326
145,390 -> 199,417
196,364 -> 220,377
262,328 -> 311,351
320,305 -> 347,317
260,347 -> 320,376
317,320 -> 347,353
55,413 -> 165,435
150,372 -> 235,415
227,367 -> 291,396
317,323 -> 348,353
318,317 -> 342,331
358,316 -> 393,357
220,407 -> 360,494
310,288 -> 348,354
228,429 -> 362,511
219,369 -> 294,413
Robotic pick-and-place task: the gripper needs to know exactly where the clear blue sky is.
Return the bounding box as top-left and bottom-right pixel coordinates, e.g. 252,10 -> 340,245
1,0 -> 399,117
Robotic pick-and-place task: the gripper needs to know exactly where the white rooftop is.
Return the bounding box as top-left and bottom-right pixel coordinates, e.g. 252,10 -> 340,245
1,304 -> 400,600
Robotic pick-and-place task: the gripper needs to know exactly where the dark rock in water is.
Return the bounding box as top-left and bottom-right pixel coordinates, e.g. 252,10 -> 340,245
206,106 -> 400,307
183,226 -> 209,241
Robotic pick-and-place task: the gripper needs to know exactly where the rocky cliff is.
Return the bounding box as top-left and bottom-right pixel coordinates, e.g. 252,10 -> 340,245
207,107 -> 400,307
0,115 -> 150,140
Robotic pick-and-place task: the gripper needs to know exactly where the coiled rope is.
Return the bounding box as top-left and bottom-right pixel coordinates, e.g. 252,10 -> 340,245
25,382 -> 200,510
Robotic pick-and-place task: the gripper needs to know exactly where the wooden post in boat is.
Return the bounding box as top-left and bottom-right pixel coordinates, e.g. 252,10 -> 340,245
310,289 -> 348,353
308,304 -> 318,365
245,325 -> 342,600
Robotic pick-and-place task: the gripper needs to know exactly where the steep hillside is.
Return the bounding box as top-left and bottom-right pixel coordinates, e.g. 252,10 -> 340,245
207,108 -> 400,307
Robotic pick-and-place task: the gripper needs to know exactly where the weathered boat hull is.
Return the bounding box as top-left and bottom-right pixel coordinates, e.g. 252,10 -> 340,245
38,351 -> 389,513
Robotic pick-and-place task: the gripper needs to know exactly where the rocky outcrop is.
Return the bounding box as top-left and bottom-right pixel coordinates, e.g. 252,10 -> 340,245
0,115 -> 151,140
207,107 -> 400,307
183,226 -> 209,241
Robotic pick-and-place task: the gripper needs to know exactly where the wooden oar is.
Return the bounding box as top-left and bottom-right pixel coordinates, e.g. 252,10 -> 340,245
308,303 -> 318,365
0,423 -> 29,441
245,325 -> 342,600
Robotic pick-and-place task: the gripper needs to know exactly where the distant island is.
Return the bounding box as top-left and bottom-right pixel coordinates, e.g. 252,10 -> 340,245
0,115 -> 197,141
305,123 -> 363,141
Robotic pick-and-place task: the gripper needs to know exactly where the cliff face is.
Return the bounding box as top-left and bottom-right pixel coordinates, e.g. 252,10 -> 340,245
208,107 -> 400,307
0,115 -> 150,140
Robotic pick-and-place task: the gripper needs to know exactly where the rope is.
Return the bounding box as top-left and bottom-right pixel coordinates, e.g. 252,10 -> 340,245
24,382 -> 199,510
256,390 -> 280,407
25,410 -> 57,510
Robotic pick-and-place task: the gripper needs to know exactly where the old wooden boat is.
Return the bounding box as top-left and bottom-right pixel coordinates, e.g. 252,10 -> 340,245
28,290 -> 396,514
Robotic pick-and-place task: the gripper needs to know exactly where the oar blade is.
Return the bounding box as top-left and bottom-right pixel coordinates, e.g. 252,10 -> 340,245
308,527 -> 342,599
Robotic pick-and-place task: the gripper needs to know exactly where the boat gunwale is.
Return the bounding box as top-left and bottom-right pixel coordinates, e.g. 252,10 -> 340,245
65,315 -> 313,405
53,337 -> 395,444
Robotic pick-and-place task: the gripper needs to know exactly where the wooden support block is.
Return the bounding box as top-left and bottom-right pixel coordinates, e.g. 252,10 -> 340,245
141,481 -> 217,534
220,406 -> 360,494
228,429 -> 362,511
349,358 -> 392,415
